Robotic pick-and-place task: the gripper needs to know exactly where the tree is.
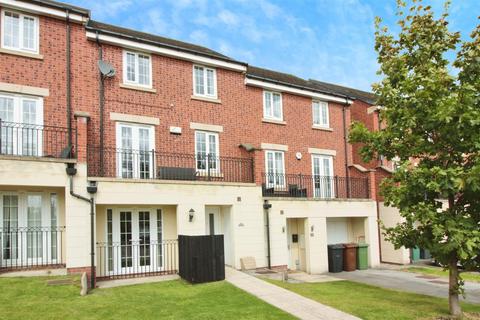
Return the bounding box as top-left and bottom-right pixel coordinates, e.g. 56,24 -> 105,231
349,0 -> 480,317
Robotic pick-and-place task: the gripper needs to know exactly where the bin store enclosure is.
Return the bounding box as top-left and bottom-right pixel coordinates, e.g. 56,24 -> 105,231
328,244 -> 344,273
178,235 -> 225,283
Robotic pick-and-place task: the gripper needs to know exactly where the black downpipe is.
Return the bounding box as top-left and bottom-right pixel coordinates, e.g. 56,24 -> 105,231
96,32 -> 105,176
342,99 -> 351,198
68,174 -> 95,289
66,10 -> 72,152
263,200 -> 272,269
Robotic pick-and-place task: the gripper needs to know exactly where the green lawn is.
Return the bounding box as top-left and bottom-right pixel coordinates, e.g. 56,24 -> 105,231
266,279 -> 480,320
404,266 -> 480,283
0,276 -> 293,320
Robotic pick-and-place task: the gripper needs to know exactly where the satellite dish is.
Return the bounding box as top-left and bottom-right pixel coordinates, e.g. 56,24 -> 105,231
98,60 -> 116,78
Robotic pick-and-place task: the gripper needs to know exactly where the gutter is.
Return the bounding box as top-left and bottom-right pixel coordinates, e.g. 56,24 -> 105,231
96,32 -> 104,176
246,74 -> 351,101
85,25 -> 247,67
342,97 -> 351,198
66,10 -> 72,152
66,165 -> 95,290
263,200 -> 272,269
26,0 -> 91,16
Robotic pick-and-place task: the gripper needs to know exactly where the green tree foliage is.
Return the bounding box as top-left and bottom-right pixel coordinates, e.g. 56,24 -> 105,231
349,0 -> 480,317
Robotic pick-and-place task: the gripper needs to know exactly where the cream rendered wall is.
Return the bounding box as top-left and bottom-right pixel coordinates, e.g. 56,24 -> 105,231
378,202 -> 410,264
0,158 -> 92,269
267,198 -> 379,273
93,179 -> 265,270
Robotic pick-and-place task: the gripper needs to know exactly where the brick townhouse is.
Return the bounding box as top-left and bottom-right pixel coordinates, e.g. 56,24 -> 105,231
0,0 -> 395,285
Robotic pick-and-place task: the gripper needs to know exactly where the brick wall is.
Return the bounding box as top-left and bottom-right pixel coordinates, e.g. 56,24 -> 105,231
1,8 -> 367,189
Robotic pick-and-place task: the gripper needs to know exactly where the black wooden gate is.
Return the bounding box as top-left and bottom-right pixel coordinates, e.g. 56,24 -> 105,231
178,235 -> 225,283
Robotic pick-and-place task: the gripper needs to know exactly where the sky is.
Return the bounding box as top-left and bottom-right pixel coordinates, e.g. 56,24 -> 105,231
67,0 -> 479,92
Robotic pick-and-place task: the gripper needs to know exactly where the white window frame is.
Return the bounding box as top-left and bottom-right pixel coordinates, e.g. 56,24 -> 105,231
122,50 -> 153,88
0,192 -> 60,266
194,130 -> 220,173
0,93 -> 44,156
264,150 -> 286,189
1,9 -> 39,54
311,154 -> 334,198
312,100 -> 329,127
115,122 -> 155,179
193,65 -> 217,98
263,91 -> 283,121
105,208 -> 163,276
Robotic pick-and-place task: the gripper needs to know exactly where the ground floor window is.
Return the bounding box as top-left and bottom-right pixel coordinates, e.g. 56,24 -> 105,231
0,192 -> 61,267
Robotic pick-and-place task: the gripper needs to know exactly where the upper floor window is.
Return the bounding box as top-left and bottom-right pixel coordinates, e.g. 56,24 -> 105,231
123,51 -> 152,88
263,91 -> 282,121
115,122 -> 155,179
195,131 -> 219,172
312,100 -> 329,127
1,10 -> 39,54
193,65 -> 217,98
265,150 -> 285,188
0,93 -> 43,156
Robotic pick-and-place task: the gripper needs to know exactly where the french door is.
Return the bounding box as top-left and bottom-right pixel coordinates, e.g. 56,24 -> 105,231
107,209 -> 163,276
0,193 -> 59,267
195,131 -> 220,173
265,150 -> 285,189
116,123 -> 155,179
312,155 -> 334,198
0,94 -> 43,156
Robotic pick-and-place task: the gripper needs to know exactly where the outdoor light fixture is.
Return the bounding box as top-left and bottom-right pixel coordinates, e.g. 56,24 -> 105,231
188,209 -> 195,222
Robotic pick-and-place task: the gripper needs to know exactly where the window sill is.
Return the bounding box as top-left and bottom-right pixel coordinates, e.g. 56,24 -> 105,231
262,118 -> 286,125
312,125 -> 333,132
119,83 -> 157,93
0,47 -> 43,60
191,95 -> 222,104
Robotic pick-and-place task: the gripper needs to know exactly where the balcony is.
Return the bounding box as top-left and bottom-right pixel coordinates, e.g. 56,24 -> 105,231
0,120 -> 75,159
0,226 -> 66,272
87,147 -> 254,183
262,173 -> 370,199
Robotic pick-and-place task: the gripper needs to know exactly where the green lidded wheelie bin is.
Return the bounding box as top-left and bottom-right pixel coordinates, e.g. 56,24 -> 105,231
356,243 -> 369,270
327,244 -> 344,273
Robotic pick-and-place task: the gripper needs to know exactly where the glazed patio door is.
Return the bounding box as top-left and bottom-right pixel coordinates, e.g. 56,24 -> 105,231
116,123 -> 155,179
312,155 -> 334,198
109,209 -> 162,275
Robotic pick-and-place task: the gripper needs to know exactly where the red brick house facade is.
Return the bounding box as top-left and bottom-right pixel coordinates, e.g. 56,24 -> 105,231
0,0 -> 399,282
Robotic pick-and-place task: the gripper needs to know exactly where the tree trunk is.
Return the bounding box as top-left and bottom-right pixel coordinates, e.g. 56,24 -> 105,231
449,258 -> 462,318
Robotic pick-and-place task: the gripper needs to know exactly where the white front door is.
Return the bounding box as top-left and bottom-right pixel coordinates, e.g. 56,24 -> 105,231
108,209 -> 163,275
312,155 -> 334,198
205,207 -> 222,236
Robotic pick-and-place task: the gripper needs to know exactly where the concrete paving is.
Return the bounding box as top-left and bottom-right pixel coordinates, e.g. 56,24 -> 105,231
96,274 -> 179,289
0,268 -> 67,277
333,268 -> 480,304
226,267 -> 359,320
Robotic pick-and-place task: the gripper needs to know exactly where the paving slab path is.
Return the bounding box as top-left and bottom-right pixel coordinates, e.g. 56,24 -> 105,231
334,268 -> 480,304
226,267 -> 359,320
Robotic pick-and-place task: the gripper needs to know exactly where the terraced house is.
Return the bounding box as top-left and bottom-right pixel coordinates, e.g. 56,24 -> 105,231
0,0 -> 390,286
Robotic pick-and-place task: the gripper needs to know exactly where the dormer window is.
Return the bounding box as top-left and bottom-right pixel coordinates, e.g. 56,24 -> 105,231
1,10 -> 39,54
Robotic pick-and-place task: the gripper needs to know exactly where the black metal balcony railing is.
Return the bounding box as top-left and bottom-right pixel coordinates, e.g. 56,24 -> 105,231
0,226 -> 65,271
0,120 -> 75,159
262,173 -> 370,199
96,239 -> 178,280
87,147 -> 254,183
